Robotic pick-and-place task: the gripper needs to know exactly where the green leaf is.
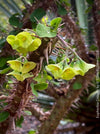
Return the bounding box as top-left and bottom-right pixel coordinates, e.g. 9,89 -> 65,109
86,0 -> 93,5
9,14 -> 23,28
73,82 -> 82,90
28,130 -> 36,134
34,71 -> 52,83
9,30 -> 20,35
34,83 -> 48,90
89,45 -> 98,51
30,82 -> 38,97
30,8 -> 46,23
16,116 -> 24,128
57,5 -> 67,16
36,23 -> 57,37
0,111 -> 9,123
50,17 -> 62,31
85,6 -> 92,13
0,67 -> 11,74
0,57 -> 8,68
24,110 -> 32,115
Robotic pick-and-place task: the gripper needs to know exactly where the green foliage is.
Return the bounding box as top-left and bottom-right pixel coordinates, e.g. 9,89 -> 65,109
24,110 -> 32,115
36,17 -> 62,37
73,82 -> 82,90
9,14 -> 23,28
86,0 -> 93,5
50,17 -> 62,31
0,56 -> 15,73
28,130 -> 36,134
36,23 -> 57,38
89,45 -> 98,51
34,83 -> 48,91
16,116 -> 24,128
57,5 -> 67,16
0,67 -> 11,74
30,82 -> 48,96
30,8 -> 46,23
34,70 -> 52,83
30,82 -> 38,97
0,111 -> 9,123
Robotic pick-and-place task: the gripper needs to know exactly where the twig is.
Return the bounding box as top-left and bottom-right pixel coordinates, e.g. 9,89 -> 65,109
57,35 -> 81,60
26,104 -> 50,121
0,95 -> 8,100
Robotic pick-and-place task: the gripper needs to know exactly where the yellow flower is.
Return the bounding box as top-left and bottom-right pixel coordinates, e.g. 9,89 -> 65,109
7,60 -> 22,72
70,59 -> 95,76
46,64 -> 63,79
61,67 -> 77,80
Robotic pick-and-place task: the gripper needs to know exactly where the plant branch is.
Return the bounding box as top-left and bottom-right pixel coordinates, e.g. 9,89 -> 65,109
26,104 -> 50,121
37,68 -> 95,134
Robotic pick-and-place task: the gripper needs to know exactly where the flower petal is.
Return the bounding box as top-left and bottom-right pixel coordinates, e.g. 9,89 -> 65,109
7,60 -> 22,72
46,64 -> 63,79
61,67 -> 76,80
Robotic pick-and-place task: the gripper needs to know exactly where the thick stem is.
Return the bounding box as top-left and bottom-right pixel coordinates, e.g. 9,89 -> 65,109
38,68 -> 95,134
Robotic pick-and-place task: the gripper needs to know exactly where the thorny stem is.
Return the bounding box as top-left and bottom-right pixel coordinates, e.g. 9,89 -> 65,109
57,34 -> 82,60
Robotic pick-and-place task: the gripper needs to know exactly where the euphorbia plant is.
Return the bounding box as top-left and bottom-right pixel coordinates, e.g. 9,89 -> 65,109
6,17 -> 95,83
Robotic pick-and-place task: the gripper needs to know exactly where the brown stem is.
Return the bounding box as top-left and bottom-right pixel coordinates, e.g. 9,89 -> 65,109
38,68 -> 95,134
26,104 -> 50,121
0,95 -> 8,100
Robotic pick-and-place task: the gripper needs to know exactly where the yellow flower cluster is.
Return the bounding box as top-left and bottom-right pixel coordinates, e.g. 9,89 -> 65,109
7,32 -> 41,56
7,59 -> 36,81
46,59 -> 95,80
